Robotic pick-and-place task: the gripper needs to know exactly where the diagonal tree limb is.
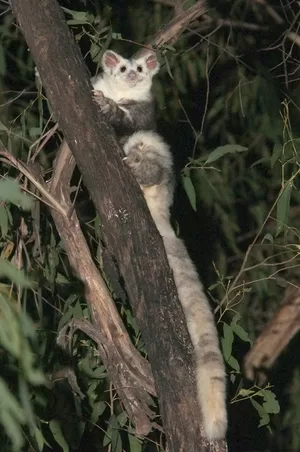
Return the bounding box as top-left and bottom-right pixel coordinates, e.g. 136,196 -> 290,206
10,0 -> 227,449
48,142 -> 156,436
3,142 -> 156,436
134,0 -> 207,56
153,0 -> 207,47
244,284 -> 300,385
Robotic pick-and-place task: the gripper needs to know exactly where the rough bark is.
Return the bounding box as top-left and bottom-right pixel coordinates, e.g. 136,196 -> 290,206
0,146 -> 156,436
49,143 -> 156,435
10,0 -> 227,450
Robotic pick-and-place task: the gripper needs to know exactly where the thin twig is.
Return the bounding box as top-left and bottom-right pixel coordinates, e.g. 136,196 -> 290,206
0,151 -> 67,217
215,170 -> 300,314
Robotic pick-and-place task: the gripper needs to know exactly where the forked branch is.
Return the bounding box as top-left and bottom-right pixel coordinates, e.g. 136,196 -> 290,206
1,143 -> 156,436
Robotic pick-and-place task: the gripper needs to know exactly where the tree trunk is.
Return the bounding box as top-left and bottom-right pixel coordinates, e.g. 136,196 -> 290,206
10,0 -> 227,450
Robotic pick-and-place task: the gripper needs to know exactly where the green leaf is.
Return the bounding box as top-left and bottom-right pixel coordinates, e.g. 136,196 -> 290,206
230,312 -> 241,324
86,12 -> 95,23
92,366 -> 107,378
67,19 -> 89,25
0,303 -> 46,386
261,233 -> 274,244
90,401 -> 106,424
0,377 -> 26,451
251,156 -> 270,168
70,10 -> 87,20
57,307 -> 74,332
104,415 -> 119,449
0,258 -> 32,287
181,173 -> 196,211
117,411 -> 128,427
206,97 -> 224,122
111,428 -> 122,452
227,355 -> 240,372
19,310 -> 38,341
90,42 -> 101,60
231,323 -> 252,345
79,356 -> 106,379
20,343 -> 46,386
238,388 -> 255,397
251,399 -> 270,428
129,433 -> 142,452
29,127 -> 43,138
262,389 -> 280,414
34,426 -> 46,451
0,178 -> 33,210
271,143 -> 282,168
205,145 -> 248,164
55,272 -> 71,284
0,294 -> 21,357
221,322 -> 234,361
250,398 -> 267,419
276,182 -> 292,236
19,377 -> 36,432
164,54 -> 174,80
49,420 -> 69,452
73,299 -> 84,318
103,424 -> 112,447
112,33 -> 123,40
0,205 -> 9,238
61,6 -> 79,15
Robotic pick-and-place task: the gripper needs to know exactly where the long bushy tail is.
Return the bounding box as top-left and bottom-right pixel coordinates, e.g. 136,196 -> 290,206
163,234 -> 227,440
144,183 -> 227,440
123,131 -> 227,440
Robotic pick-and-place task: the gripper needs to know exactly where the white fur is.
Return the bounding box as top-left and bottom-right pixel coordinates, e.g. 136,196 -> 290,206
123,131 -> 172,162
165,240 -> 227,441
124,131 -> 174,228
196,358 -> 227,440
123,131 -> 228,441
92,50 -> 159,103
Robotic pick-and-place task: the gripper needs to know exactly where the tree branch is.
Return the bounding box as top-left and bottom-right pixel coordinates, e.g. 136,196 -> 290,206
244,284 -> 300,385
10,0 -> 227,449
1,143 -> 156,436
49,142 -> 156,435
153,0 -> 207,47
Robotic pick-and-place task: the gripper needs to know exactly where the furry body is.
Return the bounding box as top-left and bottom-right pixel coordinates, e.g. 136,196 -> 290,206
92,50 -> 159,141
123,131 -> 227,441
